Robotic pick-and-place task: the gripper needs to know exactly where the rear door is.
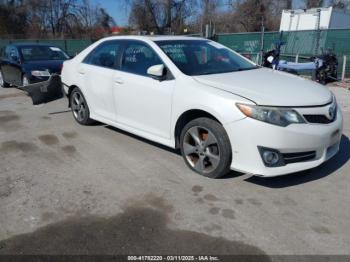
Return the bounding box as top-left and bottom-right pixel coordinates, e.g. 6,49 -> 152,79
77,40 -> 121,122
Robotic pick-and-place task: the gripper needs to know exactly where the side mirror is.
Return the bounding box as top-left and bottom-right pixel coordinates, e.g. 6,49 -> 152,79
147,64 -> 165,80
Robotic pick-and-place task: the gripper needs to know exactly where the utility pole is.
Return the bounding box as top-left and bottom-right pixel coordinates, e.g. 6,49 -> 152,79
260,16 -> 265,65
315,8 -> 321,55
166,0 -> 172,34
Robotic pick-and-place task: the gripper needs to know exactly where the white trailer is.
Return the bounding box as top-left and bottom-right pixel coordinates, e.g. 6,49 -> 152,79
280,7 -> 350,31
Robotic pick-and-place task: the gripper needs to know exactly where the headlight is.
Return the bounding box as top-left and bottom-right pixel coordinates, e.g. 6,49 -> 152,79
31,70 -> 51,77
236,103 -> 305,127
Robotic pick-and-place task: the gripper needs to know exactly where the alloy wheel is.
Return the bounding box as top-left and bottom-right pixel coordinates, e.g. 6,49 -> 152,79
72,92 -> 87,122
183,126 -> 220,174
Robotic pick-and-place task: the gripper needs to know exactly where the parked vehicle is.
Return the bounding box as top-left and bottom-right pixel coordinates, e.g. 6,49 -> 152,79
0,44 -> 69,88
59,36 -> 342,178
262,34 -> 338,85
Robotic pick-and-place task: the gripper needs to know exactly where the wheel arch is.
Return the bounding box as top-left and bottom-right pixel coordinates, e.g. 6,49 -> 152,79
174,109 -> 223,149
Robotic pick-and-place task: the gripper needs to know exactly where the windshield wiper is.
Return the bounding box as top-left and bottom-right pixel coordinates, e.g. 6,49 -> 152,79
193,66 -> 259,76
237,66 -> 259,72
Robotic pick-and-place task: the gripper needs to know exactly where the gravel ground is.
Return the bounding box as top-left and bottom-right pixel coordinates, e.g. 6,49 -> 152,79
0,84 -> 349,257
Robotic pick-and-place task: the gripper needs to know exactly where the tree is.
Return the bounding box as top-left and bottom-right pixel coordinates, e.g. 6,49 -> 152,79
330,0 -> 350,9
303,0 -> 324,8
0,0 -> 26,38
0,0 -> 116,38
128,0 -> 197,34
228,0 -> 276,32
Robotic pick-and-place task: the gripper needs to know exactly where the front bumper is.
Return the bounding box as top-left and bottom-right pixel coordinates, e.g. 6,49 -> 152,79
224,108 -> 343,177
20,74 -> 63,105
28,75 -> 51,84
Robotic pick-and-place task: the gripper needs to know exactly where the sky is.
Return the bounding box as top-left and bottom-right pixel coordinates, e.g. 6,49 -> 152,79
91,0 -> 307,27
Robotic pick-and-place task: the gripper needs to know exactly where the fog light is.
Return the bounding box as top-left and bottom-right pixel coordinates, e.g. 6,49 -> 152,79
258,147 -> 284,167
262,151 -> 280,165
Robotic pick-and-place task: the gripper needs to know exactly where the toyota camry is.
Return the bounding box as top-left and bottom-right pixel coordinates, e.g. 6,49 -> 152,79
60,36 -> 343,178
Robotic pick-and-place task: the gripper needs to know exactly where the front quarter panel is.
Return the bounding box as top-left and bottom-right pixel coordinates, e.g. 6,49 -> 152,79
171,75 -> 252,134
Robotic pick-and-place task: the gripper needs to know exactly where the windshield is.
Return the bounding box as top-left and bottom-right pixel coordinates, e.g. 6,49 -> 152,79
20,46 -> 69,61
155,40 -> 258,76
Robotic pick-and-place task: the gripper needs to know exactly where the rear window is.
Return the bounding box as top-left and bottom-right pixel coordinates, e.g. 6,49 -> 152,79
20,46 -> 69,61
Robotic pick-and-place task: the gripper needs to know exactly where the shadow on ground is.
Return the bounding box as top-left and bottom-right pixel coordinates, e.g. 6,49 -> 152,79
104,126 -> 350,186
105,125 -> 181,155
245,135 -> 350,188
0,195 -> 269,259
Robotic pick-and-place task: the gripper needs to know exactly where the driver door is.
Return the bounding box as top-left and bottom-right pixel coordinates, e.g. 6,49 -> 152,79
114,41 -> 175,139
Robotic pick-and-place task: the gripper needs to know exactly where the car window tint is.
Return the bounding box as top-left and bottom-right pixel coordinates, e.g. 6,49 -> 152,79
85,41 -> 120,69
20,46 -> 68,61
10,47 -> 19,61
159,44 -> 188,64
156,40 -> 257,76
121,43 -> 162,76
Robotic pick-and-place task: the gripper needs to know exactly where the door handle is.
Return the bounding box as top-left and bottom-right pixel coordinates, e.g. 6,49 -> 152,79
114,77 -> 124,84
78,69 -> 85,75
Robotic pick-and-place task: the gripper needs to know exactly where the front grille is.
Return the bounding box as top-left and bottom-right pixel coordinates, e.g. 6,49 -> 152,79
303,114 -> 335,124
282,151 -> 316,164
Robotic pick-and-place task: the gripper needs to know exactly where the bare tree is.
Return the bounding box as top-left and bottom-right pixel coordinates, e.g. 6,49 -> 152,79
0,0 -> 26,38
303,0 -> 324,8
330,0 -> 350,9
128,0 -> 196,34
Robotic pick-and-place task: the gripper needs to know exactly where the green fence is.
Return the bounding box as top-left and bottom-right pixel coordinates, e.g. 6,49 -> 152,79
0,39 -> 94,56
216,28 -> 350,78
1,29 -> 349,78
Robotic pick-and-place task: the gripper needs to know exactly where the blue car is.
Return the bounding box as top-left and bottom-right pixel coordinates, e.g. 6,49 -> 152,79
0,44 -> 70,87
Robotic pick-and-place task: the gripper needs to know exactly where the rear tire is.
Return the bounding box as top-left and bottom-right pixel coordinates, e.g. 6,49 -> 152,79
180,117 -> 232,179
70,87 -> 94,125
0,70 -> 10,88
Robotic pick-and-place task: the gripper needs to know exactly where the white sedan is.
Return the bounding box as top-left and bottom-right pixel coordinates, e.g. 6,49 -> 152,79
61,36 -> 343,178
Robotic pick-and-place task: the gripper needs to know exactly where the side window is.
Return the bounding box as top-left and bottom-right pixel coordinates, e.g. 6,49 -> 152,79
84,41 -> 120,69
121,42 -> 162,76
9,47 -> 19,61
5,46 -> 12,60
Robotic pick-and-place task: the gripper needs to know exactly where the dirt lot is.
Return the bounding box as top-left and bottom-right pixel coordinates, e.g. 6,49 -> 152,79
0,84 -> 349,256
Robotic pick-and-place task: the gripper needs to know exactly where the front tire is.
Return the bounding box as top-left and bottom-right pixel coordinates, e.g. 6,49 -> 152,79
70,87 -> 94,125
180,117 -> 232,179
0,70 -> 10,88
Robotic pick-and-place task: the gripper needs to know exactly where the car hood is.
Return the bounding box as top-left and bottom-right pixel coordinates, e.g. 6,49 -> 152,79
193,68 -> 332,107
23,60 -> 64,74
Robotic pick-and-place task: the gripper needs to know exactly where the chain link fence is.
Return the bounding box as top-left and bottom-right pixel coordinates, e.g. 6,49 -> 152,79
1,29 -> 349,78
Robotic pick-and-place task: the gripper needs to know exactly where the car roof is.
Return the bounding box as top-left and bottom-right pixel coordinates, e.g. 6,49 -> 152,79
11,43 -> 60,48
101,35 -> 207,42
